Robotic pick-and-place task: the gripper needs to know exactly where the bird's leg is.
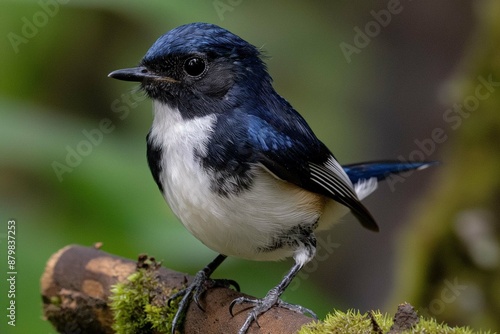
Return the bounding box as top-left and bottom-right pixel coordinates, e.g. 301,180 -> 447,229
230,234 -> 318,334
168,254 -> 239,334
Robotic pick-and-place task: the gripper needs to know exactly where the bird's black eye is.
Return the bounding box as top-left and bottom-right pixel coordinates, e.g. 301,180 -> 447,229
183,57 -> 207,77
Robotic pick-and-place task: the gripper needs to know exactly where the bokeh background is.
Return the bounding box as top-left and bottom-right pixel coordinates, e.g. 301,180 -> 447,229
1,0 -> 500,333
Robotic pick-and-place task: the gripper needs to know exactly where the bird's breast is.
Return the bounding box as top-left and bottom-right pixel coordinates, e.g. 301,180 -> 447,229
149,102 -> 325,261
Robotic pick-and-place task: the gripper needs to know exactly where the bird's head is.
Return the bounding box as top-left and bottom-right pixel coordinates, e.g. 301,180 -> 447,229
109,23 -> 271,116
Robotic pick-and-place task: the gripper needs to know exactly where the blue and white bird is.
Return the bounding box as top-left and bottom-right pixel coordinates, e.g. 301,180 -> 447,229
109,22 -> 433,333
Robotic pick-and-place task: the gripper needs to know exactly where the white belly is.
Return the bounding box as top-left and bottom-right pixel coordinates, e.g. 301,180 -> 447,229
167,166 -> 324,261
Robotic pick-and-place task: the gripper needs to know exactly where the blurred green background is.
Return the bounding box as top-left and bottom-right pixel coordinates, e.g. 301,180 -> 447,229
1,0 -> 500,333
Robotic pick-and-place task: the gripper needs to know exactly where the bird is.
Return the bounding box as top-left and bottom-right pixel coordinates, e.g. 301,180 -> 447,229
108,22 -> 435,334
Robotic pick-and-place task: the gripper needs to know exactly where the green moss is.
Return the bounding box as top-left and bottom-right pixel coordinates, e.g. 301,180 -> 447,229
49,295 -> 61,307
412,318 -> 491,334
298,309 -> 493,334
109,258 -> 180,334
299,310 -> 388,334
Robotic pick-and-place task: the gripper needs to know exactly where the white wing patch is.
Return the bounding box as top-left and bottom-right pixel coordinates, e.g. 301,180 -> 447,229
354,177 -> 378,200
309,156 -> 358,199
324,156 -> 353,186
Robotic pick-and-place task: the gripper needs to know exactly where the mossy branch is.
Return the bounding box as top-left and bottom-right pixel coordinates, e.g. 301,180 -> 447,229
40,244 -> 312,333
40,245 -> 493,333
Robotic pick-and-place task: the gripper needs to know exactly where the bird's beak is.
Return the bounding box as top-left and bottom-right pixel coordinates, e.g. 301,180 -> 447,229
108,66 -> 178,83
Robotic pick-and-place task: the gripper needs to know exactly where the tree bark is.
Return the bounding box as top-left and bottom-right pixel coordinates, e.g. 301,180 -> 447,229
40,244 -> 314,334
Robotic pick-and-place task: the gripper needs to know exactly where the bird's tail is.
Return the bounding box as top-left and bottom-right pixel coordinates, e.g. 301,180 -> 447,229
343,160 -> 437,185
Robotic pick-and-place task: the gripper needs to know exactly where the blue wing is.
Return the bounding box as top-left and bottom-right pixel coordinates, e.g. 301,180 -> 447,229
242,111 -> 379,232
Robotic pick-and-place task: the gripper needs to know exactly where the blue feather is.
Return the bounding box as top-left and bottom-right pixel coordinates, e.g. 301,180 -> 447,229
343,161 -> 437,184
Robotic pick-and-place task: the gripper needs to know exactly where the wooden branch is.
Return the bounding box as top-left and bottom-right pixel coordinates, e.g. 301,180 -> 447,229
40,244 -> 314,333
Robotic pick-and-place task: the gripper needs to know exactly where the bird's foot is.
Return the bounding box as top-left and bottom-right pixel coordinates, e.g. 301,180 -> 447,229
229,288 -> 317,334
168,270 -> 239,333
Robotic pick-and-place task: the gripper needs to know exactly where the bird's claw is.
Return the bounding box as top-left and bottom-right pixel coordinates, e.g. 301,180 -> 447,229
204,278 -> 240,293
168,270 -> 239,333
193,278 -> 240,311
229,292 -> 317,334
229,296 -> 255,317
276,299 -> 317,319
